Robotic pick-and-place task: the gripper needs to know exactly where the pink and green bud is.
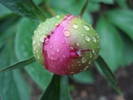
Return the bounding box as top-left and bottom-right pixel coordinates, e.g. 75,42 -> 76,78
32,14 -> 100,75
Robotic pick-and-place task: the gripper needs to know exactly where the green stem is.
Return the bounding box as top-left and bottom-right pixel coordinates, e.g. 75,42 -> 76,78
79,0 -> 89,17
29,1 -> 47,21
40,3 -> 56,17
0,56 -> 36,72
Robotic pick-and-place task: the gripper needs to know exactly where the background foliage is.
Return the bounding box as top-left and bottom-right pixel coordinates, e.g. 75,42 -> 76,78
0,0 -> 133,100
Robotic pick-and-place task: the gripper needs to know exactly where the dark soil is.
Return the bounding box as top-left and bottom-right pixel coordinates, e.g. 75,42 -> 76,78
71,64 -> 133,100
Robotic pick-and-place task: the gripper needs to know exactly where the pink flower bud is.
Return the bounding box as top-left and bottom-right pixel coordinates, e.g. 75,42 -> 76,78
32,15 -> 100,75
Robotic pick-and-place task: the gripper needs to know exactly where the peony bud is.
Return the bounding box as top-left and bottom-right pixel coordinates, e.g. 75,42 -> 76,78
32,14 -> 100,75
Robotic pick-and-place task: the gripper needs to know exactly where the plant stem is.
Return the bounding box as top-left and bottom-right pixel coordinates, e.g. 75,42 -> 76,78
45,4 -> 56,16
0,56 -> 36,72
79,0 -> 89,17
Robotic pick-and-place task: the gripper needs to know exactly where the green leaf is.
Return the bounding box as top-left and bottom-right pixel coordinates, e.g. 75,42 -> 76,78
0,25 -> 30,100
95,56 -> 122,94
0,70 -> 30,100
33,0 -> 44,5
50,0 -> 100,14
89,0 -> 114,4
79,0 -> 89,17
40,75 -> 60,100
73,70 -> 94,84
115,0 -> 128,8
82,12 -> 93,24
15,18 -> 53,89
12,70 -> 31,100
106,9 -> 133,40
0,0 -> 46,20
0,14 -> 19,54
49,0 -> 83,15
0,14 -> 19,33
40,75 -> 72,100
121,35 -> 133,66
60,76 -> 72,100
0,57 -> 35,72
87,2 -> 100,12
96,16 -> 124,71
0,3 -> 12,18
99,0 -> 114,4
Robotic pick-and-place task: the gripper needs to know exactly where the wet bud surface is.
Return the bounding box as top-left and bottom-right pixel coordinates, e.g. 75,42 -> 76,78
33,15 -> 100,75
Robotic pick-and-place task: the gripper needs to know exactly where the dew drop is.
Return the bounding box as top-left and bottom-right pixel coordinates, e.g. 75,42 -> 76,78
40,38 -> 44,42
93,37 -> 97,42
85,37 -> 91,42
81,57 -> 86,63
90,54 -> 92,58
55,23 -> 59,26
84,25 -> 90,31
62,40 -> 65,44
63,55 -> 66,58
56,15 -> 60,19
70,46 -> 73,50
73,24 -> 78,29
56,49 -> 60,53
50,56 -> 56,60
76,43 -> 80,46
36,55 -> 40,59
64,31 -> 70,37
84,66 -> 89,70
92,50 -> 95,54
36,49 -> 39,53
33,41 -> 36,45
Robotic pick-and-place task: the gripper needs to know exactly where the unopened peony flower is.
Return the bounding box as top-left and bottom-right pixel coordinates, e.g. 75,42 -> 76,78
32,14 -> 100,75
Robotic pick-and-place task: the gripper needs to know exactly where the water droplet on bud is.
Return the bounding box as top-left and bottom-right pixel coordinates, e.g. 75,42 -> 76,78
33,41 -> 36,45
93,37 -> 97,42
56,15 -> 60,19
85,37 -> 90,42
64,31 -> 70,37
73,24 -> 78,29
56,49 -> 60,53
40,38 -> 44,42
76,43 -> 80,46
63,55 -> 66,58
84,25 -> 90,31
81,57 -> 87,63
84,66 -> 89,70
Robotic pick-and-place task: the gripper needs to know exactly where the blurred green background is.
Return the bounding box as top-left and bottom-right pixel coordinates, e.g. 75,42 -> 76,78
0,0 -> 133,100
